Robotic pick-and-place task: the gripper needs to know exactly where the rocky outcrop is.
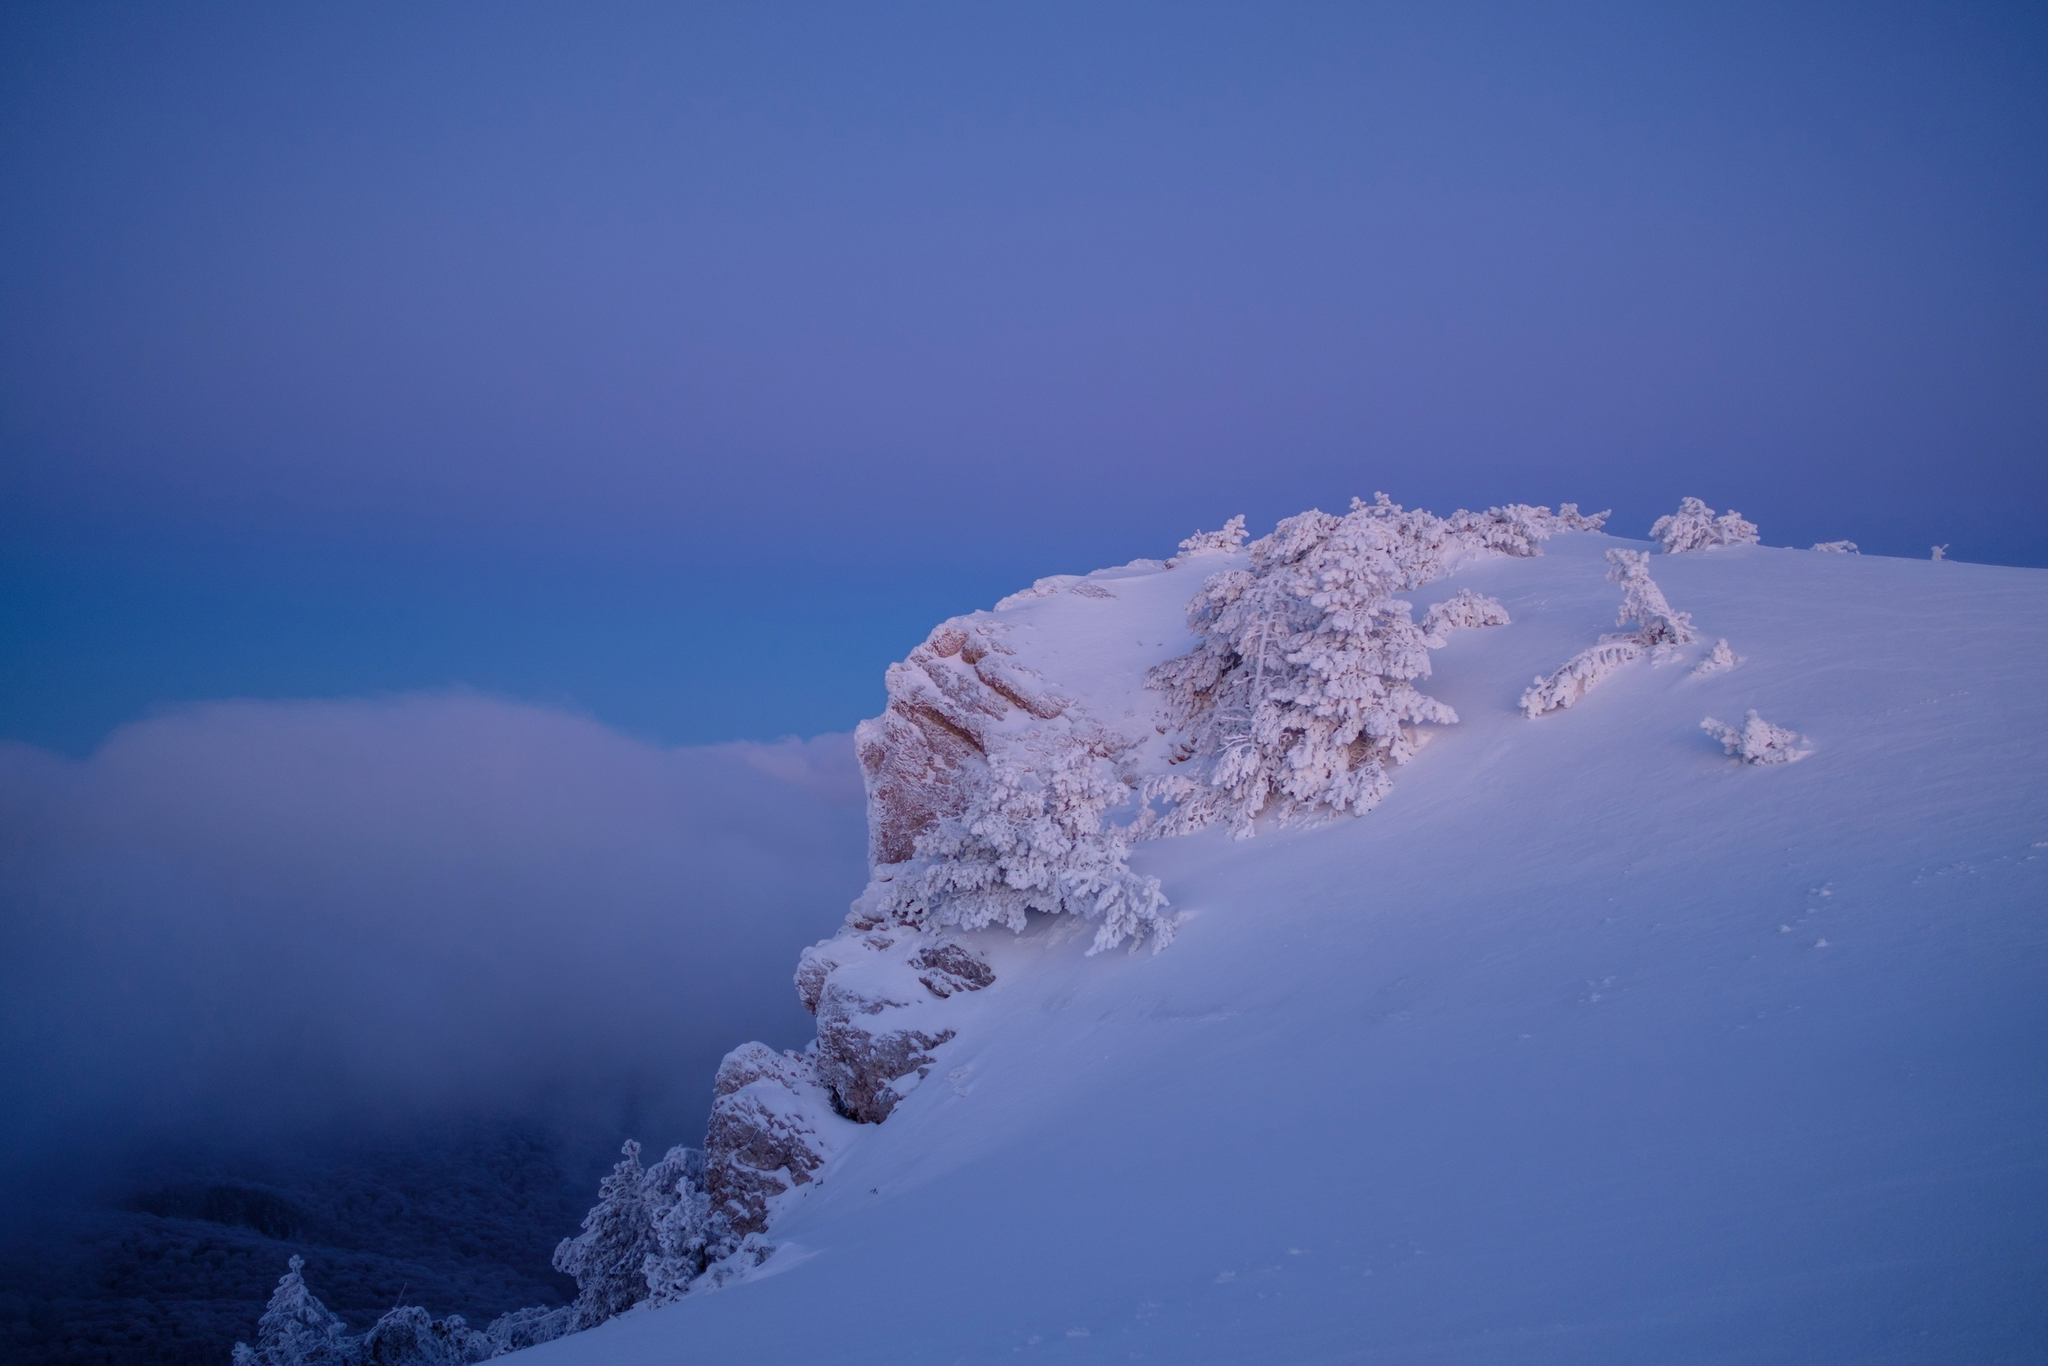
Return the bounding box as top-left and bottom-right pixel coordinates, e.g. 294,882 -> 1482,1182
703,1043 -> 835,1236
855,620 -> 1065,866
793,922 -> 996,1123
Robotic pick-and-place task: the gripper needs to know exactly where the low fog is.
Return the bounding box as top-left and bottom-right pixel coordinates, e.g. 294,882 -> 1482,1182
0,693 -> 869,1216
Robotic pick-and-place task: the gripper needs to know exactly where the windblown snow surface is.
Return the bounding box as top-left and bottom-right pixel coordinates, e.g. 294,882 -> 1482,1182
532,531 -> 2047,1364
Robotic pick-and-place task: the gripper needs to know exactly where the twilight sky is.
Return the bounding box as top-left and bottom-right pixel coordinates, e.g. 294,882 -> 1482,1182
4,1 -> 2045,752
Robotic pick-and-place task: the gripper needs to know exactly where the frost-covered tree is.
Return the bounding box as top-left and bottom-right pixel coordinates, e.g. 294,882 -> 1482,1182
355,1307 -> 484,1366
1606,549 -> 1698,647
1520,551 -> 1699,717
881,722 -> 1173,953
1421,588 -> 1511,643
1650,497 -> 1760,553
1146,497 -> 1460,836
1811,541 -> 1858,554
1445,502 -> 1607,558
1147,495 -> 1607,833
1174,515 -> 1248,558
554,1140 -> 665,1328
1932,544 -> 1949,561
1518,639 -> 1645,718
642,1146 -> 737,1304
1691,639 -> 1741,676
234,1257 -> 358,1366
1701,711 -> 1808,764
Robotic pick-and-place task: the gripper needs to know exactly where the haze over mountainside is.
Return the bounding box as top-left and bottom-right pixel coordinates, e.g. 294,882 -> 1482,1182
233,502 -> 2048,1365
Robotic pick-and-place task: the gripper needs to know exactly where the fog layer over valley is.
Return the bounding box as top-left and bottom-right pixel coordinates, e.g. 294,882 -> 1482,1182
0,696 -> 867,1364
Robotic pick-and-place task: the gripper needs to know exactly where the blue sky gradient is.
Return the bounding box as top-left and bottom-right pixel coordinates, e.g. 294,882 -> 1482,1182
4,1 -> 2044,752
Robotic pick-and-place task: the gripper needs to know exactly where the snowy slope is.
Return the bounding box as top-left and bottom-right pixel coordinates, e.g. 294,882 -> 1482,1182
532,532 -> 2048,1365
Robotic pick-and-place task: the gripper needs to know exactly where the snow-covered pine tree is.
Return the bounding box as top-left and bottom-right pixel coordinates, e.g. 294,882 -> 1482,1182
1174,515 -> 1248,559
1606,549 -> 1699,647
1650,497 -> 1760,553
553,1140 -> 664,1328
641,1146 -> 737,1304
1146,496 -> 1460,836
1520,551 -> 1700,717
234,1257 -> 358,1366
880,721 -> 1173,953
1421,588 -> 1511,644
354,1306 -> 484,1365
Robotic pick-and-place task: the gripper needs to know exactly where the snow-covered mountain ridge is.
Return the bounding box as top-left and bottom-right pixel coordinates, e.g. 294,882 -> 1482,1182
257,500 -> 2048,1364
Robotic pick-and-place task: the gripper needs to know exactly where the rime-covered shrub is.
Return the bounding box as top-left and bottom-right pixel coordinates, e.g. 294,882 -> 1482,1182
879,722 -> 1172,953
1702,711 -> 1808,764
1518,639 -> 1646,718
1811,540 -> 1858,554
1446,502 -> 1607,558
1422,588 -> 1511,643
1692,639 -> 1741,676
1651,497 -> 1760,553
1606,549 -> 1699,647
1175,515 -> 1248,558
1520,551 -> 1700,717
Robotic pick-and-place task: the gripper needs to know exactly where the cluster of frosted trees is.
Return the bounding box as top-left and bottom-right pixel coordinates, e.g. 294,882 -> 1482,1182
233,1142 -> 742,1365
1144,497 -> 1595,837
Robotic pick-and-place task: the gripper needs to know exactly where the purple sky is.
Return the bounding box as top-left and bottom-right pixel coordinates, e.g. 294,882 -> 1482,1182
3,2 -> 2045,750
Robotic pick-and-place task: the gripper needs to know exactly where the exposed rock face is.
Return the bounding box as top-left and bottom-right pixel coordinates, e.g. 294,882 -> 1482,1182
909,939 -> 997,999
855,620 -> 1065,867
703,1043 -> 834,1236
814,988 -> 955,1124
794,926 -> 996,1124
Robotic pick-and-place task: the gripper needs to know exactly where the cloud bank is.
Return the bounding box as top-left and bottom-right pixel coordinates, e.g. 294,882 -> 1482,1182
0,693 -> 868,1205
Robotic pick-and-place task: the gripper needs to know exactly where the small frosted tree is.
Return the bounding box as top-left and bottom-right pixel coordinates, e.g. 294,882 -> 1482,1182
1521,551 -> 1699,717
1691,639 -> 1741,676
1702,710 -> 1808,764
1421,588 -> 1510,643
234,1257 -> 358,1366
1607,549 -> 1698,646
1811,540 -> 1858,554
554,1140 -> 664,1328
1174,515 -> 1248,558
1651,497 -> 1759,553
882,723 -> 1173,953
